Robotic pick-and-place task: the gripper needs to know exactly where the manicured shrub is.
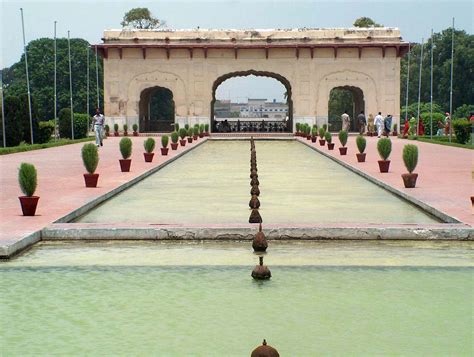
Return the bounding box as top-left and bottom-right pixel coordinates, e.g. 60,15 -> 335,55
179,128 -> 187,139
72,114 -> 88,139
296,123 -> 300,132
132,123 -> 138,132
393,123 -> 398,133
199,124 -> 205,134
323,124 -> 328,131
356,135 -> 366,153
37,120 -> 55,144
403,144 -> 418,173
184,124 -> 189,130
318,127 -> 326,139
338,130 -> 348,147
377,137 -> 392,160
188,128 -> 194,137
305,124 -> 311,136
452,119 -> 471,145
114,123 -> 119,132
325,131 -> 332,143
81,143 -> 99,174
104,124 -> 110,135
119,137 -> 132,159
58,109 -> 88,139
18,163 -> 37,197
143,137 -> 155,153
193,126 -> 199,136
204,123 -> 209,132
420,112 -> 445,136
123,124 -> 128,133
311,126 -> 317,137
161,135 -> 169,148
171,131 -> 179,143
174,123 -> 180,131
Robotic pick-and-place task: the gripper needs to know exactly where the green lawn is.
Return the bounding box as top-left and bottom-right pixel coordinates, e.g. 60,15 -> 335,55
0,137 -> 95,155
413,135 -> 473,149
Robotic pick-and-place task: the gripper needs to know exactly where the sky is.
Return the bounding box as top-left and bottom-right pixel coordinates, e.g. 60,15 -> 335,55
1,0 -> 472,101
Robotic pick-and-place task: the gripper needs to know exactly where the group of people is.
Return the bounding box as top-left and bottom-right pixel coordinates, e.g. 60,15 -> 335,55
341,110 -> 394,138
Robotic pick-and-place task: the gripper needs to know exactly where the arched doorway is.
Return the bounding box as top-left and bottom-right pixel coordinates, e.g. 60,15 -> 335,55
328,86 -> 365,132
210,70 -> 293,133
139,86 -> 175,132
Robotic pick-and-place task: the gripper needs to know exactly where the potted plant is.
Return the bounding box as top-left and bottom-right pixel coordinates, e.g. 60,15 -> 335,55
305,125 -> 311,140
132,123 -> 138,136
143,137 -> 155,162
311,126 -> 317,143
338,130 -> 348,155
174,123 -> 180,132
104,124 -> 110,137
318,127 -> 326,146
179,128 -> 187,146
184,124 -> 190,130
119,137 -> 132,172
82,143 -> 99,187
170,131 -> 179,150
114,123 -> 119,136
392,123 -> 398,137
187,128 -> 194,143
204,123 -> 210,136
123,124 -> 128,136
161,135 -> 169,155
199,124 -> 205,138
356,135 -> 367,162
295,123 -> 300,136
402,144 -> 419,188
325,132 -> 334,150
18,163 -> 39,216
377,137 -> 392,172
193,126 -> 199,141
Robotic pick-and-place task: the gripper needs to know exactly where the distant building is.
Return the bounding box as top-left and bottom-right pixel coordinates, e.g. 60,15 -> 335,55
215,98 -> 288,119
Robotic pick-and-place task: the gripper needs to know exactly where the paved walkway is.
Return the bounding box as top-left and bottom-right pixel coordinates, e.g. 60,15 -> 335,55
297,135 -> 473,226
0,136 -> 207,255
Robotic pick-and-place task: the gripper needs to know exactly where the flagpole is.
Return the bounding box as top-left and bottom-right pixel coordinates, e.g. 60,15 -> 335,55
1,70 -> 5,147
20,8 -> 34,144
430,29 -> 434,139
95,46 -> 100,109
416,38 -> 424,136
68,30 -> 74,139
404,42 -> 411,125
86,45 -> 90,134
448,18 -> 454,142
54,21 -> 58,140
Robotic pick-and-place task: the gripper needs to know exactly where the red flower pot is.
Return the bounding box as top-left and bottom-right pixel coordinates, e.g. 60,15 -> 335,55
119,159 -> 132,172
133,131 -> 138,136
402,173 -> 418,188
161,147 -> 169,155
205,132 -> 210,136
114,132 -> 119,137
339,147 -> 347,155
187,137 -> 193,143
306,135 -> 311,140
327,143 -> 335,150
356,153 -> 366,162
193,135 -> 198,140
319,139 -> 326,146
392,131 -> 398,137
378,160 -> 390,173
106,132 -> 110,137
311,137 -> 317,143
179,139 -> 186,146
199,133 -> 204,138
171,143 -> 178,150
83,173 -> 99,187
19,196 -> 39,216
144,152 -> 154,162
124,131 -> 128,136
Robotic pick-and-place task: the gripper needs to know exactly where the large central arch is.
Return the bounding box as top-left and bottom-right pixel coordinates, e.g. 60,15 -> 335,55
210,70 -> 293,133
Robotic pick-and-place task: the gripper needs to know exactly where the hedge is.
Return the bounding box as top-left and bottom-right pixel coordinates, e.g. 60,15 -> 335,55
58,108 -> 88,139
452,119 -> 471,145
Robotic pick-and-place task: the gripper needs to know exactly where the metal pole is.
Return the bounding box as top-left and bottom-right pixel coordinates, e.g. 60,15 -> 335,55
68,30 -> 74,139
416,38 -> 424,136
95,46 -> 100,109
1,70 -> 5,147
430,29 -> 434,139
86,45 -> 90,134
20,8 -> 34,144
54,21 -> 57,140
449,18 -> 454,142
404,43 -> 411,124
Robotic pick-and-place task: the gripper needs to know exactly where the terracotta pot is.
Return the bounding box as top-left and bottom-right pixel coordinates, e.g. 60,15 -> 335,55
378,160 -> 390,173
356,153 -> 366,162
171,142 -> 178,150
119,159 -> 132,172
161,147 -> 169,155
114,132 -> 119,137
124,131 -> 128,136
306,135 -> 311,140
339,147 -> 347,155
179,139 -> 186,146
19,196 -> 39,216
133,131 -> 138,136
311,136 -> 317,143
327,143 -> 335,150
193,135 -> 198,140
402,173 -> 418,188
319,139 -> 326,146
106,132 -> 110,137
144,152 -> 154,162
83,173 -> 99,187
392,131 -> 398,137
205,132 -> 210,136
199,133 -> 204,138
187,137 -> 193,143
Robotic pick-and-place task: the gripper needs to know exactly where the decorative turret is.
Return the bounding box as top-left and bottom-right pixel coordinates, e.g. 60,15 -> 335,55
251,339 -> 279,357
252,223 -> 268,252
251,185 -> 260,196
249,194 -> 261,209
251,256 -> 271,280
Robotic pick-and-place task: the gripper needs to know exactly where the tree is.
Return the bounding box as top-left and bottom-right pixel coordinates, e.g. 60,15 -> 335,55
353,17 -> 383,28
121,8 -> 164,29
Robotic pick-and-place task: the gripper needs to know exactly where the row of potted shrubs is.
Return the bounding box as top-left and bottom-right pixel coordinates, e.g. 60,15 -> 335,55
105,123 -> 211,137
17,124 -> 210,216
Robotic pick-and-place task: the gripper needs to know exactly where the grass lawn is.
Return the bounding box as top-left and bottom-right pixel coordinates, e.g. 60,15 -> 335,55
0,137 -> 95,155
404,135 -> 473,149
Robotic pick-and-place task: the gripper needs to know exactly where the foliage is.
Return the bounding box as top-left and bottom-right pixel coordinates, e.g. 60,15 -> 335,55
3,94 -> 39,146
377,138 -> 392,160
324,131 -> 332,143
179,128 -> 187,139
328,88 -> 354,131
81,143 -> 99,174
353,17 -> 382,27
171,131 -> 179,143
143,137 -> 156,153
296,123 -> 300,132
204,123 -> 209,132
18,162 -> 37,196
58,108 -> 88,139
305,124 -> 311,135
185,124 -> 189,130
161,135 -> 169,148
338,130 -> 348,147
0,137 -> 94,155
420,112 -> 445,136
318,127 -> 326,139
114,123 -> 119,132
104,124 -> 110,134
402,144 -> 418,173
174,123 -> 179,131
311,126 -> 317,137
37,120 -> 55,144
132,123 -> 138,132
188,128 -> 194,137
199,124 -> 205,134
119,137 -> 132,159
356,135 -> 366,153
453,104 -> 474,119
417,136 -> 473,149
193,126 -> 199,135
452,119 -> 471,145
121,8 -> 164,29
123,124 -> 128,133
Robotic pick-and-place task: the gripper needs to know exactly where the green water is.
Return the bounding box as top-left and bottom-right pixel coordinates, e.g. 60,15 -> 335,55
76,141 -> 438,224
1,241 -> 472,356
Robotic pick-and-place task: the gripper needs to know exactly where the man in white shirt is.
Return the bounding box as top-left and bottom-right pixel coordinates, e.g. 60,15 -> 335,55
374,112 -> 384,138
341,110 -> 351,132
92,108 -> 105,147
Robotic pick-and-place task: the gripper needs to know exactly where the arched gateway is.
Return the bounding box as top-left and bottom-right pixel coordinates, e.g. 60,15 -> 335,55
94,28 -> 408,132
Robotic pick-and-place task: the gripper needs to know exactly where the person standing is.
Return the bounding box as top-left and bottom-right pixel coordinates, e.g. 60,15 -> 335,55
357,111 -> 366,135
367,113 -> 375,136
444,112 -> 451,136
92,108 -> 105,147
374,112 -> 384,138
384,114 -> 392,137
341,110 -> 351,132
